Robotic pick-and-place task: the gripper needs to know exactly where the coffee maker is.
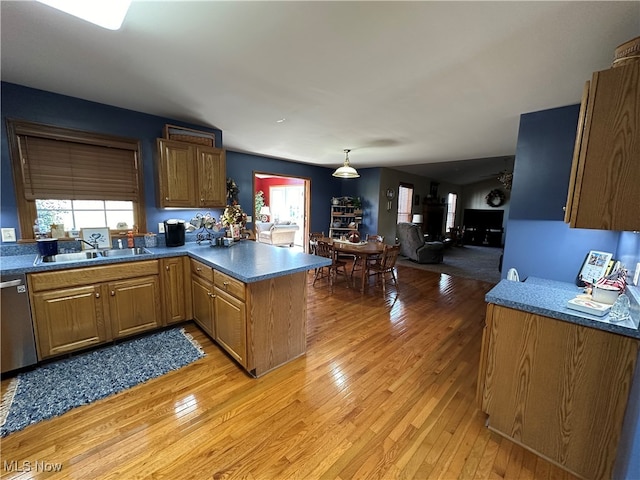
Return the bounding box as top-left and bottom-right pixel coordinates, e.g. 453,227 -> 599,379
164,219 -> 185,247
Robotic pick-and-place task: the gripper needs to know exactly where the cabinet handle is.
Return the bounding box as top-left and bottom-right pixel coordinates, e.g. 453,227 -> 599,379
95,292 -> 100,298
166,266 -> 170,271
209,292 -> 216,298
111,290 -> 115,296
165,196 -> 169,201
223,281 -> 229,287
196,267 -> 202,272
201,198 -> 205,202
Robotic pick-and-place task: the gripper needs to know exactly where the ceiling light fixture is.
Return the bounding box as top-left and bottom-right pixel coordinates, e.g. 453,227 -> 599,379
332,149 -> 360,179
37,0 -> 132,30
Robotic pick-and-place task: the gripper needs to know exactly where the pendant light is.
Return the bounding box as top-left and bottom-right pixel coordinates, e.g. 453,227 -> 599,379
332,149 -> 360,178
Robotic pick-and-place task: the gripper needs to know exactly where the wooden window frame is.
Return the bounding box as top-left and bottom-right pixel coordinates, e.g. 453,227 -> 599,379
6,119 -> 146,240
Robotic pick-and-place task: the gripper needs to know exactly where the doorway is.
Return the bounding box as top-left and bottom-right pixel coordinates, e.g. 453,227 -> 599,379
253,172 -> 311,251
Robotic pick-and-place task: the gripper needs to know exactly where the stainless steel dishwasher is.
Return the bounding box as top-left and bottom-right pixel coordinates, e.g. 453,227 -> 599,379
1,273 -> 38,374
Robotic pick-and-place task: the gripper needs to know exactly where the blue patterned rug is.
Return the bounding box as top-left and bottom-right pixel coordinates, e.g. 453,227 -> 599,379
0,327 -> 204,437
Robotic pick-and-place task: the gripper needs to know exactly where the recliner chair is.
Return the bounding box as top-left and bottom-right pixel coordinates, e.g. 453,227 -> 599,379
396,222 -> 444,264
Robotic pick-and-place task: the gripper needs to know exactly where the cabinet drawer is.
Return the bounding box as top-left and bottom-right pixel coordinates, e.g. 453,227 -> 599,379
29,260 -> 159,292
190,258 -> 214,283
214,270 -> 245,301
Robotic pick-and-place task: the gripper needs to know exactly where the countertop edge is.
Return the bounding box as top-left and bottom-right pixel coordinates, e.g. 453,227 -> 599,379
486,277 -> 640,340
0,243 -> 332,283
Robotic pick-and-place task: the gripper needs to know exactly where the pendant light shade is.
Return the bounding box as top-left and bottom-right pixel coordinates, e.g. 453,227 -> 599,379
332,149 -> 360,178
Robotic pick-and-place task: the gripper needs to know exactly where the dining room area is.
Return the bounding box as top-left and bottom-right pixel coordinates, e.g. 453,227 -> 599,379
309,233 -> 401,295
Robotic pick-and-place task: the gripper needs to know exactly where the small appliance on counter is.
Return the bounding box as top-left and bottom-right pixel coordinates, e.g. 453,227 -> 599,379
164,219 -> 185,247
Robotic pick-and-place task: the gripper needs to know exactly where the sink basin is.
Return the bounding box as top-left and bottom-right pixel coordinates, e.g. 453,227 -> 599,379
34,248 -> 151,265
99,247 -> 150,258
37,251 -> 101,264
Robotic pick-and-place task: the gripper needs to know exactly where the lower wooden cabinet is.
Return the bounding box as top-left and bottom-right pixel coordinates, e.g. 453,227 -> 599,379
478,304 -> 639,480
191,263 -> 215,338
30,284 -> 107,358
108,276 -> 161,338
28,260 -> 161,360
191,260 -> 247,367
28,254 -> 308,377
161,257 -> 191,324
214,272 -> 247,366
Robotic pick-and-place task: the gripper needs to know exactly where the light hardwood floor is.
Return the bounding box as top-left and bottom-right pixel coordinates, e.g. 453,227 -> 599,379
1,265 -> 580,479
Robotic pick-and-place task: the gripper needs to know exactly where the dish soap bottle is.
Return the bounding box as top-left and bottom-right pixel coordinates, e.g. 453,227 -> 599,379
127,231 -> 134,248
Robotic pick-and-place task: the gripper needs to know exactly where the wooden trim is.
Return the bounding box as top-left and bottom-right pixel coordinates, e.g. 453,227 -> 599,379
5,118 -> 146,239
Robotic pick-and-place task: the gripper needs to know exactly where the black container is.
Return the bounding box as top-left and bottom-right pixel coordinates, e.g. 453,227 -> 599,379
37,238 -> 58,256
164,219 -> 185,247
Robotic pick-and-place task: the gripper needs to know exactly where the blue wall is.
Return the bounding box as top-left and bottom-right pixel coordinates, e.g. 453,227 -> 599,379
502,104 -> 639,283
0,82 -> 361,237
509,105 -> 580,221
502,220 -> 620,282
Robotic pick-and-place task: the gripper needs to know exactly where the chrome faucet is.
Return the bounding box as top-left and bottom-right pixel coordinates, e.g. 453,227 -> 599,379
79,239 -> 99,250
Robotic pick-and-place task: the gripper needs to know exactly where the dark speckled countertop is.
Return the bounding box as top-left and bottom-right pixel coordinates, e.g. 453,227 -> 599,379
0,241 -> 331,284
486,276 -> 640,339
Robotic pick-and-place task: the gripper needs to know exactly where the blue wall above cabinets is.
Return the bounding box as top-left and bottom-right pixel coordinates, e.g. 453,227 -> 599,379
509,104 -> 580,221
0,81 -> 341,238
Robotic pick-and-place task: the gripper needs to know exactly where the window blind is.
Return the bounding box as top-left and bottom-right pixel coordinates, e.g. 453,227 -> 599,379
18,135 -> 139,201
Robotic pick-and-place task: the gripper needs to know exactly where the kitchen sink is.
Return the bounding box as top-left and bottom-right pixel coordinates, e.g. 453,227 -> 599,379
34,248 -> 152,265
99,247 -> 150,258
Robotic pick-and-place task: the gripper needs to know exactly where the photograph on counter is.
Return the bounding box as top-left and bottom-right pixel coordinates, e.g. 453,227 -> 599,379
578,250 -> 613,285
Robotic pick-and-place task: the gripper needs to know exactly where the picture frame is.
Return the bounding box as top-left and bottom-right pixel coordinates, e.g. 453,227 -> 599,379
80,227 -> 111,250
577,250 -> 613,286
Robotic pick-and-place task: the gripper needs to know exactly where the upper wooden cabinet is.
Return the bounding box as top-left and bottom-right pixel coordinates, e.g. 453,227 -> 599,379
565,62 -> 640,231
157,138 -> 226,208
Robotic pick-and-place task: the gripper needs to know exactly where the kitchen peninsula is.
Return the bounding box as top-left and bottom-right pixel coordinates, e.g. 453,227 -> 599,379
2,240 -> 331,378
478,277 -> 640,480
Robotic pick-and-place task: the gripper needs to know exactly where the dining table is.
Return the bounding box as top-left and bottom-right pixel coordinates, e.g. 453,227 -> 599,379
322,237 -> 386,292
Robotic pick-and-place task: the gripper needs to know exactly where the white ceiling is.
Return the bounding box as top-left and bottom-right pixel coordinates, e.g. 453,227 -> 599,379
1,1 -> 638,185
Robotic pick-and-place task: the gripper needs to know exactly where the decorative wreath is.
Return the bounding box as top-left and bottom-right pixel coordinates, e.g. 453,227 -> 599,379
485,189 -> 506,207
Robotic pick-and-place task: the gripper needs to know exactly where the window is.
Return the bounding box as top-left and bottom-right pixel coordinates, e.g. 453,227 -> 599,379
446,193 -> 457,231
6,119 -> 146,239
397,183 -> 414,224
35,200 -> 134,232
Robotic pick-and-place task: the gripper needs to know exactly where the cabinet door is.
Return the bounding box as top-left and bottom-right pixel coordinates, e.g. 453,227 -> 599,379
196,146 -> 226,208
108,276 -> 161,338
481,305 -> 639,480
157,139 -> 196,207
213,287 -> 246,367
566,63 -> 640,230
191,274 -> 215,338
31,285 -> 107,359
161,257 -> 191,324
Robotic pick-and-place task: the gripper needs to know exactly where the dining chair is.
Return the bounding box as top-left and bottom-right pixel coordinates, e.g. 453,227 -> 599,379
308,232 -> 325,255
312,240 -> 350,293
367,244 -> 401,293
351,233 -> 385,277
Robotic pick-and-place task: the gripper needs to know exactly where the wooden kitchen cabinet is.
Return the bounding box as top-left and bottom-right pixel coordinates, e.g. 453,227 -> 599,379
30,285 -> 107,358
214,270 -> 247,366
28,260 -> 160,360
161,257 -> 191,324
157,138 -> 226,208
565,62 -> 640,231
190,258 -> 215,338
478,304 -> 639,480
108,276 -> 161,338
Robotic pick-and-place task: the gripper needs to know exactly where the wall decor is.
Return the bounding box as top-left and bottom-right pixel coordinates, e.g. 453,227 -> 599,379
80,227 -> 111,250
485,189 -> 506,207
